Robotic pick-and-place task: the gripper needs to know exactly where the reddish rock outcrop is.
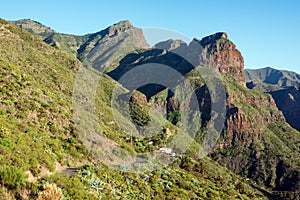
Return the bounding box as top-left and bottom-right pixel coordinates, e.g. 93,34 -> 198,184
224,89 -> 285,144
197,32 -> 246,85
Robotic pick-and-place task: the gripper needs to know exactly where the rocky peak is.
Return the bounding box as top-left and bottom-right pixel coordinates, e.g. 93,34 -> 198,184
105,20 -> 134,37
11,19 -> 55,39
199,32 -> 228,47
197,32 -> 246,85
79,20 -> 149,71
152,32 -> 246,86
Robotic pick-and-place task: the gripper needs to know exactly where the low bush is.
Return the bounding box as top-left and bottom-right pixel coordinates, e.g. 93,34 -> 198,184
0,166 -> 27,189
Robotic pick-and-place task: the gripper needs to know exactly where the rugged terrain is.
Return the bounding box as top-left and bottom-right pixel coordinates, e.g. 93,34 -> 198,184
0,18 -> 299,199
246,67 -> 300,131
108,29 -> 300,197
245,67 -> 300,88
12,19 -> 149,69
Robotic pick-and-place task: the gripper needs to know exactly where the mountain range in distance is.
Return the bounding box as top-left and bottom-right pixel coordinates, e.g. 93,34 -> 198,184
0,18 -> 299,199
245,67 -> 300,89
245,67 -> 300,131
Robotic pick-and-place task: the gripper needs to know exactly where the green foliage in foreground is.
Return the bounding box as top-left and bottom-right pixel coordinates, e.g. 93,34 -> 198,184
0,166 -> 27,190
41,160 -> 266,200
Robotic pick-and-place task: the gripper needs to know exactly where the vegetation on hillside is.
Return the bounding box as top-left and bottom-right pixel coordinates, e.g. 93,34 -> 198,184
1,18 -> 299,199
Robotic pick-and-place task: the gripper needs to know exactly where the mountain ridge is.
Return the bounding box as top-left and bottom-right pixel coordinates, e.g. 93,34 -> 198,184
12,19 -> 150,67
12,19 -> 55,39
1,18 -> 299,199
245,67 -> 300,88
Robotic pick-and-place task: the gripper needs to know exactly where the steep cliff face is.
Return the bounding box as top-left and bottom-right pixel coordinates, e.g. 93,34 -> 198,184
212,64 -> 300,193
153,33 -> 246,85
197,32 -> 246,85
206,73 -> 300,193
225,95 -> 284,141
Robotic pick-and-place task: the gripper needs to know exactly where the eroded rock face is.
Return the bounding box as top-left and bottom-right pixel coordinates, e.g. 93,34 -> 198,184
130,90 -> 148,105
197,32 -> 246,85
225,91 -> 285,143
216,89 -> 299,191
154,32 -> 246,86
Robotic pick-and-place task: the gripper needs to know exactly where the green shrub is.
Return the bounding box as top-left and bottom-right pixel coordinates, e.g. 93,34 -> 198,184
129,103 -> 151,126
0,166 -> 27,189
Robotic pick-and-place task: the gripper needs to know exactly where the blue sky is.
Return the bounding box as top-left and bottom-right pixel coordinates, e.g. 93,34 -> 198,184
1,0 -> 300,73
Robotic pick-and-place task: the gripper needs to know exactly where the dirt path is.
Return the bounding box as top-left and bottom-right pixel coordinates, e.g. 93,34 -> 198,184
61,166 -> 85,176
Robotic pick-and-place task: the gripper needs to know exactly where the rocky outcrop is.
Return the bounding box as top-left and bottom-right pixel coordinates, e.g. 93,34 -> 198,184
130,90 -> 148,105
153,33 -> 246,86
197,32 -> 246,85
105,20 -> 134,37
225,91 -> 285,142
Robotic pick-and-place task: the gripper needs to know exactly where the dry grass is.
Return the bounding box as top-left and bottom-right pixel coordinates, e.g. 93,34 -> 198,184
0,185 -> 15,200
37,184 -> 63,200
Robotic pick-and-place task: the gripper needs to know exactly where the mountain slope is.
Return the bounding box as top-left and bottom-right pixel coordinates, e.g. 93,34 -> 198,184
12,19 -> 54,39
270,86 -> 300,131
0,18 -> 270,199
78,20 -> 149,71
12,19 -> 85,56
108,32 -> 300,197
12,19 -> 150,70
0,18 -> 97,198
245,67 -> 300,131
